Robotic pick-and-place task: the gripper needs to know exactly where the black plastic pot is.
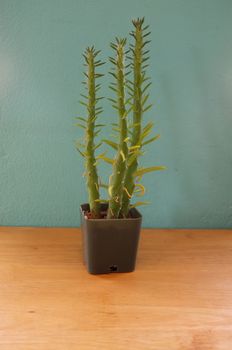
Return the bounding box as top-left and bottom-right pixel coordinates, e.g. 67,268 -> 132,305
80,203 -> 142,274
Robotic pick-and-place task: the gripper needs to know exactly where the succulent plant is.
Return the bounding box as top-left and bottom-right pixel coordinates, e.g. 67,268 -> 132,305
75,46 -> 105,218
105,38 -> 129,219
76,18 -> 165,219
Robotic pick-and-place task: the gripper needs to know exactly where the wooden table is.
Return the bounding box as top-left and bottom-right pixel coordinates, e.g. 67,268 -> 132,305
0,227 -> 232,350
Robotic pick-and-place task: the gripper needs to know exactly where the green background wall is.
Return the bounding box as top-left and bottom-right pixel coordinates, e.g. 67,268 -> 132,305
1,0 -> 232,228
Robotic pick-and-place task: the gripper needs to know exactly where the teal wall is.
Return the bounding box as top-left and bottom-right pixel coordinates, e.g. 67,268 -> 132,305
1,0 -> 232,228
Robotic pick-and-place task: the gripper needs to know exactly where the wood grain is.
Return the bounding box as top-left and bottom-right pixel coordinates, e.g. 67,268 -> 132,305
0,227 -> 232,350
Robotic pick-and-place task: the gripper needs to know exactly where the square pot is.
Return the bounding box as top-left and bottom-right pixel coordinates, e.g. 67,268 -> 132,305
80,203 -> 142,274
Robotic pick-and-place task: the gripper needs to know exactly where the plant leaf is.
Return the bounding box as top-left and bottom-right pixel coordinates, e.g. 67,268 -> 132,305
134,183 -> 146,197
140,122 -> 154,141
142,104 -> 153,113
93,142 -> 102,150
97,155 -> 114,165
142,134 -> 160,146
95,124 -> 105,128
102,139 -> 118,150
142,82 -> 152,94
130,201 -> 150,208
76,146 -> 85,158
143,122 -> 154,134
142,94 -> 149,106
128,145 -> 141,151
134,166 -> 166,178
79,100 -> 88,107
75,116 -> 86,123
74,123 -> 86,129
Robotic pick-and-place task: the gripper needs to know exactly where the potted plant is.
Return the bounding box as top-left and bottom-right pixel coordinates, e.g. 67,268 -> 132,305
76,17 -> 165,274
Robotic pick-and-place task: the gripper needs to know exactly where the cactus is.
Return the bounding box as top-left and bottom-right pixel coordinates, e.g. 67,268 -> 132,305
76,19 -> 165,219
120,18 -> 153,216
76,46 -> 105,218
106,38 -> 129,219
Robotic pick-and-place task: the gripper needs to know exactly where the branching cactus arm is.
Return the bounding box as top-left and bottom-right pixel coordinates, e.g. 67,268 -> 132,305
121,18 -> 151,216
106,38 -> 129,219
76,46 -> 104,218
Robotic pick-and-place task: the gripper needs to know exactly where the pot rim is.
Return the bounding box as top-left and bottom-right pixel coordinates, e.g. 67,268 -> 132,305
80,203 -> 142,222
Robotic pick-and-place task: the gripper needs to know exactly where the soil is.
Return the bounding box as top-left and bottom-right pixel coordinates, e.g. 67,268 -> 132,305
84,210 -> 108,219
84,210 -> 132,220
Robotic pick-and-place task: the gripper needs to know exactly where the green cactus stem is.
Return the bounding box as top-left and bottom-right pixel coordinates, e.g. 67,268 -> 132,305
78,46 -> 105,218
121,18 -> 151,217
107,38 -> 129,219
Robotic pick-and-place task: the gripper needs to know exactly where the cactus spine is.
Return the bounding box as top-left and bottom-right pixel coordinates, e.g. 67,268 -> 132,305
79,47 -> 104,218
107,38 -> 129,219
121,18 -> 151,216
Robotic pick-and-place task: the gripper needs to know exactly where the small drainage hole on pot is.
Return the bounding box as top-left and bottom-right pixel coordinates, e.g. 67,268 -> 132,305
109,265 -> 118,272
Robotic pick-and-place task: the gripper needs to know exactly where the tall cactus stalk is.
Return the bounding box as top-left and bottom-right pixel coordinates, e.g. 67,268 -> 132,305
77,46 -> 104,218
121,18 -> 151,217
106,38 -> 129,219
